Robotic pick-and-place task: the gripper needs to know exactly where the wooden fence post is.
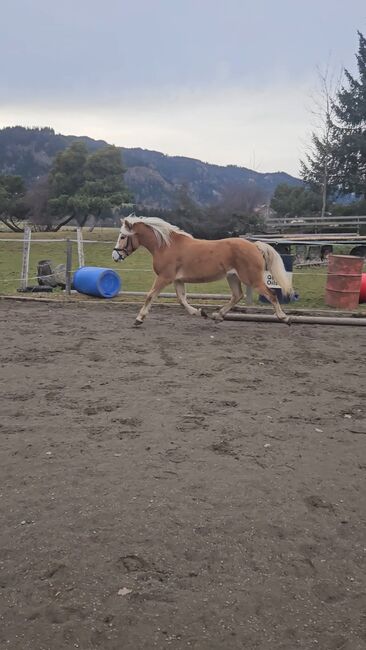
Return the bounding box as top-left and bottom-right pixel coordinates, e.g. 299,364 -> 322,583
19,226 -> 31,291
66,239 -> 72,295
76,227 -> 85,267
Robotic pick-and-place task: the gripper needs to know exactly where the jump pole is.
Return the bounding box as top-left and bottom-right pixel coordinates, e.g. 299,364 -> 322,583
223,313 -> 366,326
120,291 -> 235,300
117,291 -> 365,325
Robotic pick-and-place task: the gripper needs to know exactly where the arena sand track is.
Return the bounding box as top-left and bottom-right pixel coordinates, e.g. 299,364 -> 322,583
0,300 -> 366,650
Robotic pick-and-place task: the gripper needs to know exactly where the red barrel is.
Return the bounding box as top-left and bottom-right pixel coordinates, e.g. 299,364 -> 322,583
360,273 -> 366,304
325,255 -> 364,309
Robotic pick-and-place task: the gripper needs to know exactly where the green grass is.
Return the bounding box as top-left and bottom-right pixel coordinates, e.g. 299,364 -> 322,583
0,228 -> 365,311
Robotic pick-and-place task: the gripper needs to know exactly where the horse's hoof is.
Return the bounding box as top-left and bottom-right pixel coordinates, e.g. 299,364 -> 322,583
134,318 -> 143,326
200,308 -> 208,319
284,316 -> 292,326
212,312 -> 224,322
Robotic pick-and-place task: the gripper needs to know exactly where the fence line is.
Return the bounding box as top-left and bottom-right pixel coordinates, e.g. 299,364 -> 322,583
1,229 -> 364,298
0,238 -> 116,244
0,271 -> 331,284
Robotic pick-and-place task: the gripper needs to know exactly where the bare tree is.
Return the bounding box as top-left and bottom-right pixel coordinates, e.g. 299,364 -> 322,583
301,65 -> 342,219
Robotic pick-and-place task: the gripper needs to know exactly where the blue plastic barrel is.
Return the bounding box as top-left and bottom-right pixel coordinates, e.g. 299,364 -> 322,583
73,267 -> 121,298
259,254 -> 299,304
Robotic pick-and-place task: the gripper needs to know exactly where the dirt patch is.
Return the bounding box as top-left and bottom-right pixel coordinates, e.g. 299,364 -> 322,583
1,301 -> 366,649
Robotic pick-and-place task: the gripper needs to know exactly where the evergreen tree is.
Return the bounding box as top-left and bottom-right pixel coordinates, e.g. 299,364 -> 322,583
0,174 -> 27,231
334,31 -> 366,198
81,146 -> 131,224
270,184 -> 322,218
47,144 -> 132,229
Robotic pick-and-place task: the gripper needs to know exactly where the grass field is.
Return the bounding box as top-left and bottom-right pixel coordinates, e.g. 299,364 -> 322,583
1,228 -> 365,311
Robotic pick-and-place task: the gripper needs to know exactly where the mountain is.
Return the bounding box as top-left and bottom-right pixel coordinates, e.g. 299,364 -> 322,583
0,126 -> 301,209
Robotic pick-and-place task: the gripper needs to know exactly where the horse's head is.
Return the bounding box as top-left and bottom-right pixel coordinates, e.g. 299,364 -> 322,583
112,216 -> 139,262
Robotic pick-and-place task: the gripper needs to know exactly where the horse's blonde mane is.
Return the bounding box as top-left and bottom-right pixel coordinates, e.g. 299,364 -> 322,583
124,215 -> 192,247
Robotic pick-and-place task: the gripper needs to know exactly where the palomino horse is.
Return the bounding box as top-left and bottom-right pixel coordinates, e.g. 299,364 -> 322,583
112,215 -> 293,325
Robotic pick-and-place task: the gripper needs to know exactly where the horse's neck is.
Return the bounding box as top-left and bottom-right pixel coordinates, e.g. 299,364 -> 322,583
137,225 -> 160,255
138,224 -> 183,255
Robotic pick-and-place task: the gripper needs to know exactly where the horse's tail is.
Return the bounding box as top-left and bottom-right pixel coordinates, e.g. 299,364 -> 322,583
255,241 -> 293,297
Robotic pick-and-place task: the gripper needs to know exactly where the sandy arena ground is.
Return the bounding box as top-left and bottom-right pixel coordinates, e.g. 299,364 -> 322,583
1,299 -> 366,650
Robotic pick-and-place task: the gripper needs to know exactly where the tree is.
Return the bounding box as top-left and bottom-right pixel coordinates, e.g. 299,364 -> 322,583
218,184 -> 266,217
47,143 -> 132,229
333,31 -> 366,198
270,183 -> 322,218
81,146 -> 132,226
46,142 -> 89,229
171,184 -> 205,234
24,175 -> 53,231
300,67 -> 341,217
199,184 -> 265,238
164,182 -> 265,238
0,174 -> 27,231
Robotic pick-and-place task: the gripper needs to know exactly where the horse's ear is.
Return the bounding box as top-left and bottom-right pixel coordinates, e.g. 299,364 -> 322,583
124,218 -> 133,231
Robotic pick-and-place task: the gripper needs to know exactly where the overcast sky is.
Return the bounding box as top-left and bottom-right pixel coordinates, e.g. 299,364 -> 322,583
1,0 -> 365,175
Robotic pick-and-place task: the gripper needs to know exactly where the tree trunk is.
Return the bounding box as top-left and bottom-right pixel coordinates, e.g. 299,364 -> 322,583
78,214 -> 90,228
321,163 -> 328,219
51,214 -> 75,231
0,216 -> 24,232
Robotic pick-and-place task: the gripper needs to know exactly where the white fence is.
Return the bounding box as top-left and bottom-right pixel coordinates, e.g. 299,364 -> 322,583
266,214 -> 366,233
1,227 -> 364,308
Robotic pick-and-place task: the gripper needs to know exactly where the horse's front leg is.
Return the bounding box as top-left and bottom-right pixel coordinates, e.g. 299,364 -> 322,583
174,280 -> 207,317
135,276 -> 170,325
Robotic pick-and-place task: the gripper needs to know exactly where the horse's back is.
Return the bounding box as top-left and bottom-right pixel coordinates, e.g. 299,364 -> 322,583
172,234 -> 263,276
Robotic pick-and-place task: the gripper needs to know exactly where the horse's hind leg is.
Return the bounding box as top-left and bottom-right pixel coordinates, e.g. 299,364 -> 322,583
174,280 -> 206,317
256,281 -> 291,324
212,272 -> 243,321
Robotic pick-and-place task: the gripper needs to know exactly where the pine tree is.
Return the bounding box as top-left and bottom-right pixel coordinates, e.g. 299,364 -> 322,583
0,174 -> 27,231
270,183 -> 322,218
334,31 -> 366,198
48,144 -> 132,229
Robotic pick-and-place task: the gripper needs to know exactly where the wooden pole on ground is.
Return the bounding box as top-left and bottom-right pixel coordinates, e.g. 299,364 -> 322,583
223,313 -> 366,326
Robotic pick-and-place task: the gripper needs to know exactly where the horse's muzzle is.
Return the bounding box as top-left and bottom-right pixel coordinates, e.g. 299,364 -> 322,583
112,249 -> 125,262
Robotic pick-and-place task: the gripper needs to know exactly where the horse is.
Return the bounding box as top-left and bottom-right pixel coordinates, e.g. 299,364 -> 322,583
112,215 -> 293,326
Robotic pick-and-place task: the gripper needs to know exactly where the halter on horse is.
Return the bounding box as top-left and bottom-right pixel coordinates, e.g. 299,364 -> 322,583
112,234 -> 135,261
